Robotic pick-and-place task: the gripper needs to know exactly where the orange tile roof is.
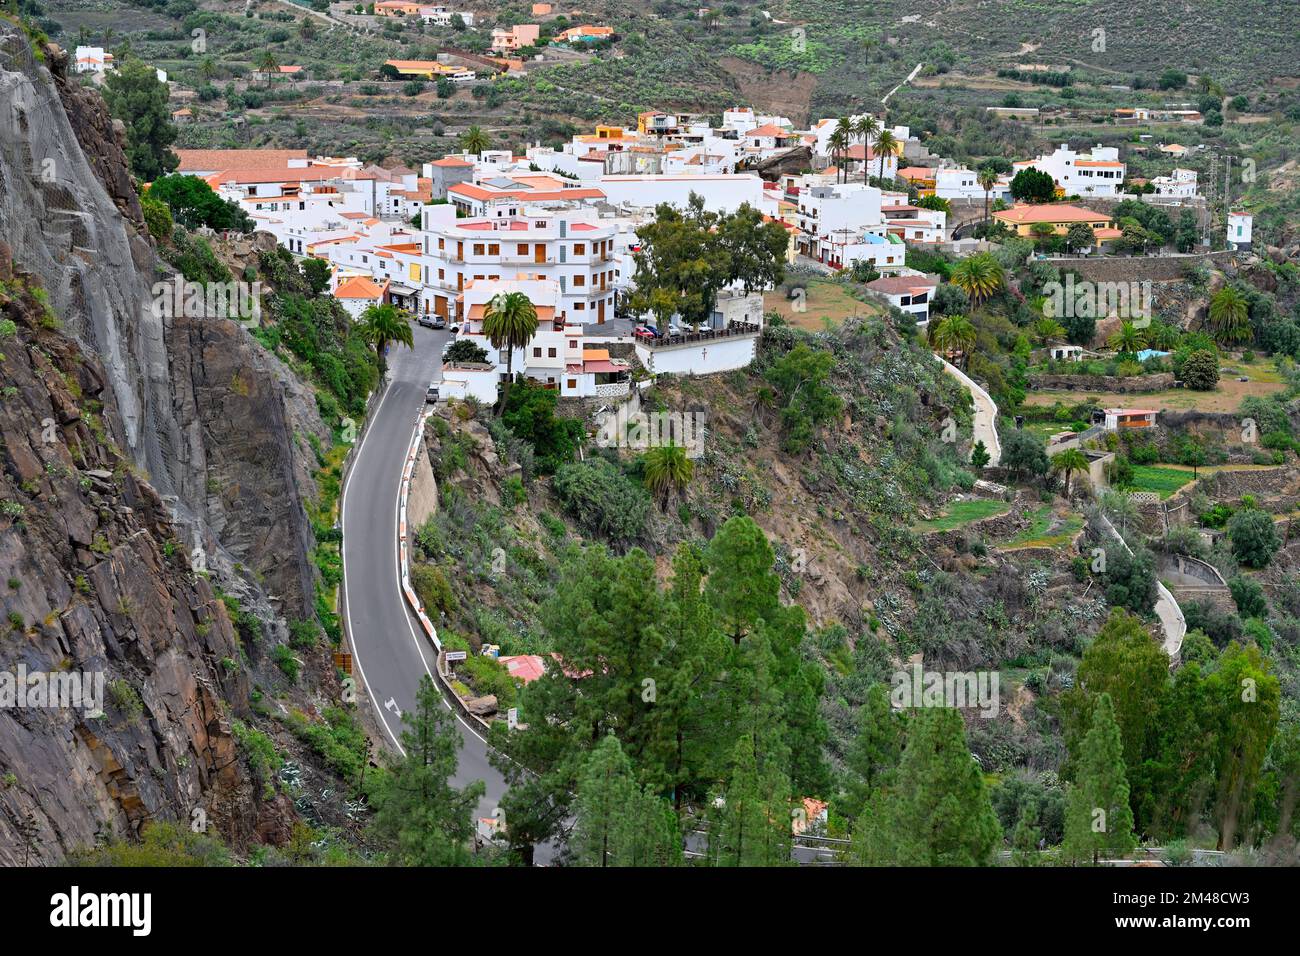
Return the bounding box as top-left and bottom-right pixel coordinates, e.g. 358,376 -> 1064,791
176,149 -> 308,171
334,275 -> 387,299
431,156 -> 474,167
748,123 -> 792,138
1076,160 -> 1124,168
995,203 -> 1111,224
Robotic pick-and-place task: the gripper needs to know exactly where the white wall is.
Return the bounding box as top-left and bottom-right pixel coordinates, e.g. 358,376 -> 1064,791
635,335 -> 757,376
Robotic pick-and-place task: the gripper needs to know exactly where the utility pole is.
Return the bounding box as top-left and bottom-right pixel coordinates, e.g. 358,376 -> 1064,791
1222,153 -> 1233,250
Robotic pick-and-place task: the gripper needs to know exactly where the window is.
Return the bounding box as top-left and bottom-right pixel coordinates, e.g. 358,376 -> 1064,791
567,379 -> 577,389
489,244 -> 500,255
574,275 -> 585,287
574,302 -> 585,310
574,243 -> 586,255
517,243 -> 528,255
473,244 -> 485,256
533,347 -> 542,357
548,347 -> 556,358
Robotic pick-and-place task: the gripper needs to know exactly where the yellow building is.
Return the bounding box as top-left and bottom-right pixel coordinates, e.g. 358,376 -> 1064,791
375,1 -> 425,16
383,59 -> 458,79
993,203 -> 1122,244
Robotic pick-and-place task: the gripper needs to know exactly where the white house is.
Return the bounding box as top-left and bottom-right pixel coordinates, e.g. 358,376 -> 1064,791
1228,211 -> 1252,250
74,46 -> 113,73
1014,144 -> 1126,197
934,165 -> 1011,202
1150,167 -> 1198,198
439,363 -> 499,404
332,274 -> 388,320
862,274 -> 938,323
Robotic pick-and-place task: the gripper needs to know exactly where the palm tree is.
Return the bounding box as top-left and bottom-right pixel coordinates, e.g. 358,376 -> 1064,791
198,56 -> 218,85
1051,448 -> 1089,499
255,49 -> 279,83
643,443 -> 694,507
854,114 -> 880,184
873,128 -> 898,182
1145,320 -> 1181,351
357,303 -> 414,376
482,291 -> 538,416
949,253 -> 1005,307
929,313 -> 976,369
102,27 -> 115,51
1207,285 -> 1251,345
1108,320 -> 1146,354
1032,317 -> 1066,347
460,124 -> 491,156
827,125 -> 850,184
977,165 -> 998,230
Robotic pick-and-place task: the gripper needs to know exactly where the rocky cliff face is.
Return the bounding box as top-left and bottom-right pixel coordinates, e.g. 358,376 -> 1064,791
0,24 -> 321,620
0,261 -> 259,863
0,23 -> 336,860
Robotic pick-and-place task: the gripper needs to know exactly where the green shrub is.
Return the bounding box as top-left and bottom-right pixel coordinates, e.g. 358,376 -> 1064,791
553,458 -> 650,546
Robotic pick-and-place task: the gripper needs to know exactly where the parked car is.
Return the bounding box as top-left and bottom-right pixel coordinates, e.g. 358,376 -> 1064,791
425,384 -> 440,404
417,314 -> 437,329
633,326 -> 657,341
432,315 -> 447,330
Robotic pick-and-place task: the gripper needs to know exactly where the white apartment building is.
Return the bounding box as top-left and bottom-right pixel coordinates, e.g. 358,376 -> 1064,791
796,181 -> 883,240
418,203 -> 618,325
1014,144 -> 1127,197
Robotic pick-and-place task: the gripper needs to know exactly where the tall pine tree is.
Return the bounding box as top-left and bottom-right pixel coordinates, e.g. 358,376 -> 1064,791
1063,694 -> 1137,864
854,707 -> 1000,866
370,676 -> 485,866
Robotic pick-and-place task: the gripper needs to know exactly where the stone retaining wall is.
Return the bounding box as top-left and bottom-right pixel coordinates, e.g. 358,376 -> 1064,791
1047,250 -> 1242,283
1028,372 -> 1175,393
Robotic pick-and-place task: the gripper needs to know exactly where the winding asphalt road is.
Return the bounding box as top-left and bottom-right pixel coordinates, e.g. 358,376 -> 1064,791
340,325 -> 510,821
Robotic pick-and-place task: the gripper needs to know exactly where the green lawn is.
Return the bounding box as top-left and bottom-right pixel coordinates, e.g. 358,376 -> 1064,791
1005,506 -> 1085,549
914,498 -> 1009,533
1128,465 -> 1195,499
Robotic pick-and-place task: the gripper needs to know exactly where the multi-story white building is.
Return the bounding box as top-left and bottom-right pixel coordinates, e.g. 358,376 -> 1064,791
1014,144 -> 1127,197
453,278 -> 631,398
1150,167 -> 1198,198
418,203 -> 619,325
796,181 -> 883,239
